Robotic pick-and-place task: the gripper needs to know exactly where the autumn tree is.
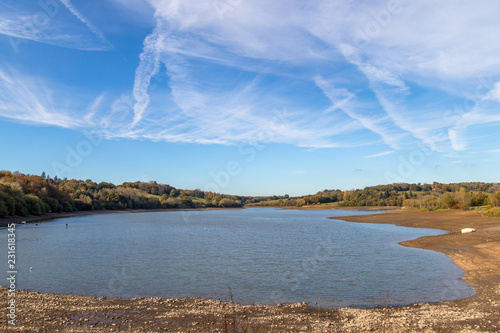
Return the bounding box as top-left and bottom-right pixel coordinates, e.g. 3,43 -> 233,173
455,188 -> 472,210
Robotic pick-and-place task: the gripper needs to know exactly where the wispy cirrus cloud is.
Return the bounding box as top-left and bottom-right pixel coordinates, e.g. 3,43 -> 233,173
133,24 -> 163,126
1,0 -> 500,153
0,67 -> 88,128
0,0 -> 112,50
365,150 -> 395,159
58,0 -> 112,49
313,75 -> 411,149
126,0 -> 500,150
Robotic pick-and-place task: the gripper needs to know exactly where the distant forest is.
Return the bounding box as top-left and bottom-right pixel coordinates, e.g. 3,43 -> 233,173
0,171 -> 243,218
249,182 -> 500,213
1,170 -> 499,219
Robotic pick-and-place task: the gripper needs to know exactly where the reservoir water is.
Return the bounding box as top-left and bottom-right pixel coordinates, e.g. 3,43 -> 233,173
1,208 -> 474,307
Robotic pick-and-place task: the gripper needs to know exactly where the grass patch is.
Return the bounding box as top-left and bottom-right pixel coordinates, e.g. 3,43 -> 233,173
246,199 -> 281,207
484,207 -> 500,217
191,197 -> 205,204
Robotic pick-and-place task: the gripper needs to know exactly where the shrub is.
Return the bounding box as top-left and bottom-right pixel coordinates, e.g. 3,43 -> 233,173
442,194 -> 457,209
24,195 -> 48,215
484,207 -> 500,217
0,200 -> 8,217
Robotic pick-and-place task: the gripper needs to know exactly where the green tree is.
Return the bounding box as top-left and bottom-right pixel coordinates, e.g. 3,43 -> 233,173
442,194 -> 457,209
489,191 -> 500,207
455,188 -> 472,210
0,200 -> 8,217
180,194 -> 194,207
160,194 -> 169,203
219,198 -> 234,207
472,193 -> 488,207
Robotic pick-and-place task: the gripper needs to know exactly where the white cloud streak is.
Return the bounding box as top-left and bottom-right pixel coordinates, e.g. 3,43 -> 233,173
365,150 -> 395,159
2,0 -> 500,152
0,1 -> 112,50
132,24 -> 163,126
0,67 -> 88,128
58,0 -> 112,49
127,0 -> 500,150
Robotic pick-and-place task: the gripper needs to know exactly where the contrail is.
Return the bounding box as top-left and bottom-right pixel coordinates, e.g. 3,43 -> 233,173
132,25 -> 162,126
58,0 -> 112,50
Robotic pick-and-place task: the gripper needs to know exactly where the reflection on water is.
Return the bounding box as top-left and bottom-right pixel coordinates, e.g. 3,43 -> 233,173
0,208 -> 474,307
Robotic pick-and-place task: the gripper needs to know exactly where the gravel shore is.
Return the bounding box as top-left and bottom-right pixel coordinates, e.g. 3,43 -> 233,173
1,209 -> 499,332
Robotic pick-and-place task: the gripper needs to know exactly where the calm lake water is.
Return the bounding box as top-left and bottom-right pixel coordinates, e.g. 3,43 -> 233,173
1,208 -> 474,307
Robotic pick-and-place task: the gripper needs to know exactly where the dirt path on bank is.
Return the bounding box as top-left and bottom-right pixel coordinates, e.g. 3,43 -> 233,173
1,209 -> 499,332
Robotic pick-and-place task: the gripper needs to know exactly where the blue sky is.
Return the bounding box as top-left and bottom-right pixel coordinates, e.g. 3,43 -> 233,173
0,0 -> 499,196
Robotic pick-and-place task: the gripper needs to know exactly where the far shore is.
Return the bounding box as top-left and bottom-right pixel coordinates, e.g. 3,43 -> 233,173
278,205 -> 398,210
0,207 -> 238,228
1,208 -> 499,331
0,205 -> 398,228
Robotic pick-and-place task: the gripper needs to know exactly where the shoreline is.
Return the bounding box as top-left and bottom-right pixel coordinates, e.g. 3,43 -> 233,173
248,205 -> 400,210
333,209 -> 500,301
1,209 -> 499,331
0,207 -> 240,228
0,205 -> 397,228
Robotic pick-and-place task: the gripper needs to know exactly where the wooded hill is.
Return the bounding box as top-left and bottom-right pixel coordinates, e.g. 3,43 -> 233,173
245,182 -> 500,211
0,171 -> 243,218
1,170 -> 499,219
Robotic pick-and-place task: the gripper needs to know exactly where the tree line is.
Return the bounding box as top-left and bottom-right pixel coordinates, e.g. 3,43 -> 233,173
247,182 -> 500,211
1,171 -> 499,219
0,171 -> 243,218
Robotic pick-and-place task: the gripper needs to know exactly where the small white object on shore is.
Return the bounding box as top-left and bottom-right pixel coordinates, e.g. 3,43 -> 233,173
461,228 -> 476,233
